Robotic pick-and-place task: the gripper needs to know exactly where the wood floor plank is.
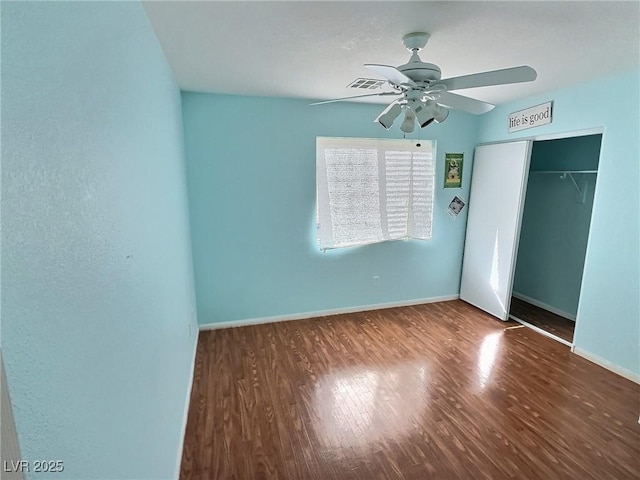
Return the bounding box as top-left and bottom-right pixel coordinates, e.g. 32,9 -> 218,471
180,300 -> 640,479
510,297 -> 576,342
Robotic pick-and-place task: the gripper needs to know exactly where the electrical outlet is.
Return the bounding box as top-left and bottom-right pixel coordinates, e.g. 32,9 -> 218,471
373,275 -> 380,286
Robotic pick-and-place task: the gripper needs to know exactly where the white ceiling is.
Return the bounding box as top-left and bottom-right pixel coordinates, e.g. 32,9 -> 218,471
143,1 -> 640,107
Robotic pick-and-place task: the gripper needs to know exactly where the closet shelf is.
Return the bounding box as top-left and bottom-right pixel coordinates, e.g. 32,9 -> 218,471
530,170 -> 596,201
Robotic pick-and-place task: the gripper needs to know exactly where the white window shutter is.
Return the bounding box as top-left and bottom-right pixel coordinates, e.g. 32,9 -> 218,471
317,137 -> 435,250
407,149 -> 435,239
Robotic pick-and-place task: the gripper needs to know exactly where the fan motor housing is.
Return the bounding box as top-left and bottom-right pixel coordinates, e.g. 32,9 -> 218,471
398,62 -> 442,82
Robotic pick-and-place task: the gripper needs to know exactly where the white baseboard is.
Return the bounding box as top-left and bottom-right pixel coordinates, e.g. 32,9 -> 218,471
512,291 -> 576,321
175,329 -> 199,479
571,346 -> 640,384
199,295 -> 460,331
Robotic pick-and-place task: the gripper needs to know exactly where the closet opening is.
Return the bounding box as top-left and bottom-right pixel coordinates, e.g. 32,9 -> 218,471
508,133 -> 602,346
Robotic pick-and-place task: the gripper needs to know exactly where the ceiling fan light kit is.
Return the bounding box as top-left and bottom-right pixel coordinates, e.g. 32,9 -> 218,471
427,100 -> 449,124
400,108 -> 417,134
408,99 -> 435,128
313,32 -> 537,133
375,102 -> 403,129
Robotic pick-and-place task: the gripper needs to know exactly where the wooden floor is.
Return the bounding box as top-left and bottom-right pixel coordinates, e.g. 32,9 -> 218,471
510,297 -> 576,343
180,300 -> 640,480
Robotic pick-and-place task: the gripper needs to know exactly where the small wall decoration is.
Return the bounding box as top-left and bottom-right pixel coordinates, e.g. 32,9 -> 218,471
444,153 -> 463,188
447,195 -> 466,218
508,101 -> 553,133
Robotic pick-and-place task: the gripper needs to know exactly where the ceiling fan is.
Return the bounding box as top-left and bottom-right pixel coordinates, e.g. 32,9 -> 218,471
312,32 -> 537,133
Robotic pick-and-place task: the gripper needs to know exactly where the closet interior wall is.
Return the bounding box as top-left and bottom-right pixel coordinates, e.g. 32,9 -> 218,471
512,134 -> 602,324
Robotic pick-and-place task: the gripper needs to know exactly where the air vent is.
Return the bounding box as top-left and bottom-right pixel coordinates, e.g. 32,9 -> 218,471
347,78 -> 386,90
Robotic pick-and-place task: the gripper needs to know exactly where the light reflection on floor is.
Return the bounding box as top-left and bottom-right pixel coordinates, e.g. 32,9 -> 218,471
477,331 -> 503,390
310,329 -> 505,455
312,362 -> 429,455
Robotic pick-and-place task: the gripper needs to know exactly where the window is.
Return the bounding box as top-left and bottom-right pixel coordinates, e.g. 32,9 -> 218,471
316,137 -> 436,250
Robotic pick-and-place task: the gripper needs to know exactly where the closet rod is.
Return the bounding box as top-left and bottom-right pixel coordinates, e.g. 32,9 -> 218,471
562,173 -> 582,195
531,170 -> 596,201
529,170 -> 598,203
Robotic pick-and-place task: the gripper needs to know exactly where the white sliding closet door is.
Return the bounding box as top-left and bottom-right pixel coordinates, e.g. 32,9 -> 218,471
460,141 -> 532,320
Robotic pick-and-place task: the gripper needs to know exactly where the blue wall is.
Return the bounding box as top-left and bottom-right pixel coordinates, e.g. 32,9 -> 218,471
478,71 -> 640,377
513,136 -> 600,317
182,93 -> 480,324
2,2 -> 197,478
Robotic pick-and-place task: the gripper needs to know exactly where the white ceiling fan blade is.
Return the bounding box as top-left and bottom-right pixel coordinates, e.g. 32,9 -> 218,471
364,64 -> 416,88
440,66 -> 537,91
437,91 -> 495,115
310,91 -> 400,106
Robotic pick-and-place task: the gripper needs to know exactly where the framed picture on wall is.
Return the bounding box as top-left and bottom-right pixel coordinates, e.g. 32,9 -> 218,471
447,195 -> 466,217
444,153 -> 463,188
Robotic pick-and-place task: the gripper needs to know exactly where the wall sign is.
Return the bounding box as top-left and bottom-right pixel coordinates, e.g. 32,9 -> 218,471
444,153 -> 463,188
508,101 -> 553,133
